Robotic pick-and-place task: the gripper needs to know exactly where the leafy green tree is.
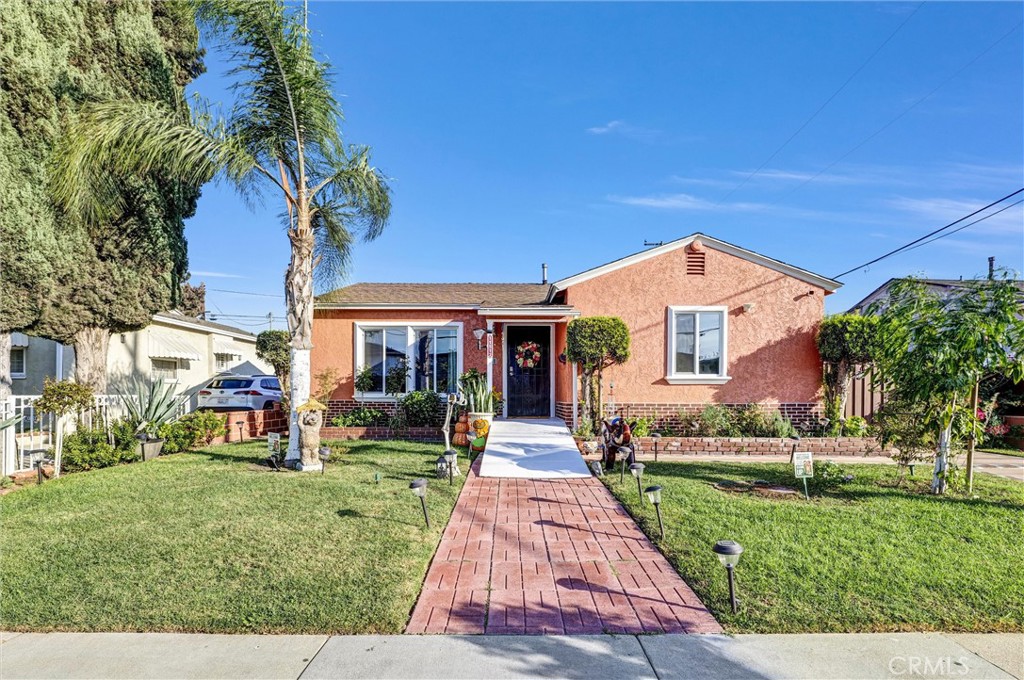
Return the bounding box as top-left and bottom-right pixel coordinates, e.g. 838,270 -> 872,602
51,0 -> 391,463
873,274 -> 1024,494
566,317 -> 631,431
816,314 -> 880,434
178,276 -> 207,318
0,0 -> 203,391
256,329 -> 291,406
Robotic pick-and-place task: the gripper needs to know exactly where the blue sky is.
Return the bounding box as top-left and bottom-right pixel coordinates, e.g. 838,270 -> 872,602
184,1 -> 1024,330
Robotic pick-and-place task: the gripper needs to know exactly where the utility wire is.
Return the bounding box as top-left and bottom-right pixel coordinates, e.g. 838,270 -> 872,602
833,188 -> 1024,279
774,21 -> 1023,205
899,199 -> 1023,254
208,288 -> 285,298
717,1 -> 926,205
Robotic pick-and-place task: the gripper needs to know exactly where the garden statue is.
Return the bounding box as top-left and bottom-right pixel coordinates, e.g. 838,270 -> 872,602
296,399 -> 328,469
601,416 -> 632,467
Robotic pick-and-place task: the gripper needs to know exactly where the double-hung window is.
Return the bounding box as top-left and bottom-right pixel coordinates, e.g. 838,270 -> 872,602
355,323 -> 462,397
666,306 -> 729,383
10,347 -> 26,379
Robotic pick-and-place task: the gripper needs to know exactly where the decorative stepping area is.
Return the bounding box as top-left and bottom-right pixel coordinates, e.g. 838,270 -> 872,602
407,458 -> 722,635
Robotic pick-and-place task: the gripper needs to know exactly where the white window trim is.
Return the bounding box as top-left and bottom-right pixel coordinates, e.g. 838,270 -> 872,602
352,321 -> 464,401
10,347 -> 26,379
151,358 -> 180,384
665,305 -> 731,384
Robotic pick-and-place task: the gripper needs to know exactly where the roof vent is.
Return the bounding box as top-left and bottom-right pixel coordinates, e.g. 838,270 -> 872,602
686,249 -> 706,276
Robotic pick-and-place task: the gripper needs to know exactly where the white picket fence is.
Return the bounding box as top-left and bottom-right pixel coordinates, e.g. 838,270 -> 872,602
1,394 -> 192,476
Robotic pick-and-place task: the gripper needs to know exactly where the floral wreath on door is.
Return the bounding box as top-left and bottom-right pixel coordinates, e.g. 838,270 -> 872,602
515,341 -> 542,369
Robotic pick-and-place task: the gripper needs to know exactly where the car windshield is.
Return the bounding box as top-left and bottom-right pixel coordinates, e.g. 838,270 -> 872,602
208,379 -> 253,389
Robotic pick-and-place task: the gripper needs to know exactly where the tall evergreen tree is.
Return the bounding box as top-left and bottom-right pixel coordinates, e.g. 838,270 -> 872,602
0,0 -> 203,391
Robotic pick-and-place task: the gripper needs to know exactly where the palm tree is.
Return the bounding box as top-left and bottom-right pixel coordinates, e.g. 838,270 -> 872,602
50,0 -> 391,466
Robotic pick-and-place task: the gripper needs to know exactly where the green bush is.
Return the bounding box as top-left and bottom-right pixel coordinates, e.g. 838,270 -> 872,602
397,391 -> 442,427
678,404 -> 796,437
843,415 -> 869,437
331,407 -> 388,427
160,411 -> 227,453
60,424 -> 137,473
629,416 -> 654,437
810,459 -> 853,493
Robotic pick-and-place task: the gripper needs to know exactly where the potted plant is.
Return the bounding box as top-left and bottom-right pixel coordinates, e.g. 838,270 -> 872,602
460,372 -> 494,428
119,379 -> 188,461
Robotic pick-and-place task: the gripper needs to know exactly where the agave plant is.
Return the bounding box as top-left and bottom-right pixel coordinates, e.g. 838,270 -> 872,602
459,373 -> 492,414
119,379 -> 188,437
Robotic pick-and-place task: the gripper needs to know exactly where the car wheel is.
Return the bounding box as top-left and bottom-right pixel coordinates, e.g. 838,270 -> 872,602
262,401 -> 276,410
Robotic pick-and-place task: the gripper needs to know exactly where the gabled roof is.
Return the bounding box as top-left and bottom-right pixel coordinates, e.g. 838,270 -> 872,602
550,232 -> 842,293
316,283 -> 553,308
153,310 -> 257,341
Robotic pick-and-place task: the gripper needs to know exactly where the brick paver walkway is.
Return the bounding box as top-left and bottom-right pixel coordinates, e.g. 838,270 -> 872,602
407,459 -> 722,635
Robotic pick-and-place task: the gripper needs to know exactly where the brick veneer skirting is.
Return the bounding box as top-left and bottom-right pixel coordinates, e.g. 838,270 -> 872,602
605,402 -> 823,432
555,402 -> 573,427
631,435 -> 892,457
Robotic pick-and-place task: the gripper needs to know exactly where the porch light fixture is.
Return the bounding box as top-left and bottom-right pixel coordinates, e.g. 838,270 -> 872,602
472,328 -> 492,350
409,478 -> 430,528
235,420 -> 245,442
650,432 -> 662,462
712,540 -> 744,614
645,485 -> 665,539
318,445 -> 331,476
742,302 -> 756,313
629,462 -> 645,504
444,448 -> 458,486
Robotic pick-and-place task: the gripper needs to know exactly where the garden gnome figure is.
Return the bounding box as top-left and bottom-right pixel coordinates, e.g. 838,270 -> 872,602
295,399 -> 328,471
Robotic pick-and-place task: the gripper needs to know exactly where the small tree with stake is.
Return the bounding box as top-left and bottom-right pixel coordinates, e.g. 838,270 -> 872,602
873,274 -> 1023,494
566,317 -> 631,432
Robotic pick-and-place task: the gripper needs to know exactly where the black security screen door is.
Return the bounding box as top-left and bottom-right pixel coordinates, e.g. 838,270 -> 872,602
506,326 -> 551,417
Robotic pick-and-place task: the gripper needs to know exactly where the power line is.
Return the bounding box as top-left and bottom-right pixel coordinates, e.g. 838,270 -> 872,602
208,288 -> 285,298
774,21 -> 1023,204
833,188 -> 1024,279
717,1 -> 925,205
899,199 -> 1023,254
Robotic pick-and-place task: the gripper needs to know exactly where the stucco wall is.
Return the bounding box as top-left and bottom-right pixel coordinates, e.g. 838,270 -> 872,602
563,243 -> 826,405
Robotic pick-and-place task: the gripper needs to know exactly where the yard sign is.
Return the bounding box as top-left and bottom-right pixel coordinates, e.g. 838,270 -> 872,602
268,432 -> 281,456
793,451 -> 813,499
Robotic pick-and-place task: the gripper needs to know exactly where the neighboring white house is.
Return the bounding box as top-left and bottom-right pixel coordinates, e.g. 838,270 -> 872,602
9,311 -> 273,407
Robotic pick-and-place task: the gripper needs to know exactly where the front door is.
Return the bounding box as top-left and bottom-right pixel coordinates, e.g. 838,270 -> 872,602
506,326 -> 551,417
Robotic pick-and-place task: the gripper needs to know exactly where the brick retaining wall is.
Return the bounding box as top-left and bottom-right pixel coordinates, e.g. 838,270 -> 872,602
208,409 -> 289,445
607,402 -> 823,432
630,435 -> 892,457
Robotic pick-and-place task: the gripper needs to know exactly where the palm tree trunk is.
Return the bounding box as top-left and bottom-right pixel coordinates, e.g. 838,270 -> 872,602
284,204 -> 316,464
73,326 -> 110,393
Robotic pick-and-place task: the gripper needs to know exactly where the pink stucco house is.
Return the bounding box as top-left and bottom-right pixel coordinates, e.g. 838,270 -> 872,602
311,233 -> 841,430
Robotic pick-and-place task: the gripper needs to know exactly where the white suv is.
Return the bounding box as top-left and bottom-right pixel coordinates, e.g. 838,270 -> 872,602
198,375 -> 282,411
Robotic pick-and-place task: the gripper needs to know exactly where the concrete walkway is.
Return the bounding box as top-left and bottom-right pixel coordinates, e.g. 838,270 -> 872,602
2,631 -> 1020,679
478,419 -> 591,479
406,457 -> 721,635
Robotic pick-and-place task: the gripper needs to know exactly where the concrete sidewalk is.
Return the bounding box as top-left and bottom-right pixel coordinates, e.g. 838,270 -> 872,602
2,631 -> 1020,679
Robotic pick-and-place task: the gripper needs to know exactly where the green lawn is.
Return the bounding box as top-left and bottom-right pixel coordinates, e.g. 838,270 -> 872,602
0,440 -> 462,634
605,462 -> 1024,634
979,447 -> 1024,458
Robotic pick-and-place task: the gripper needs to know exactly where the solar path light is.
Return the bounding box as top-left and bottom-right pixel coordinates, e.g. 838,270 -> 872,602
409,478 -> 430,528
618,446 -> 633,484
318,445 -> 331,476
650,432 -> 662,462
629,462 -> 645,504
645,485 -> 665,539
235,420 -> 245,442
712,540 -> 744,614
444,449 -> 458,486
